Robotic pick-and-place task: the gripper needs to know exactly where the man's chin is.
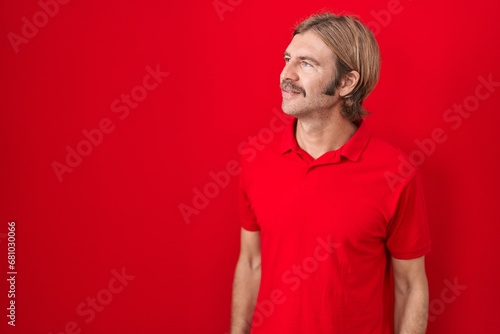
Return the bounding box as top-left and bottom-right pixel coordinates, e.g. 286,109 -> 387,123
282,102 -> 302,117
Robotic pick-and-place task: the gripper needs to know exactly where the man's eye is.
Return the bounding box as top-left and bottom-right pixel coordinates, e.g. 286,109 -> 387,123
284,57 -> 291,62
302,61 -> 312,67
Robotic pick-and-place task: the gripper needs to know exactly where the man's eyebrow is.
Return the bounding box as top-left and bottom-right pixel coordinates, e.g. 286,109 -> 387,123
283,52 -> 320,66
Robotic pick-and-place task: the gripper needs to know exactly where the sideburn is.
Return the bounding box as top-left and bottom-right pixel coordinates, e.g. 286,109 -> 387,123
323,59 -> 350,96
323,79 -> 337,96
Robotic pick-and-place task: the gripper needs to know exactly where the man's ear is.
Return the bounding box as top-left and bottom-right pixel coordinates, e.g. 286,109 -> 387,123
339,70 -> 360,97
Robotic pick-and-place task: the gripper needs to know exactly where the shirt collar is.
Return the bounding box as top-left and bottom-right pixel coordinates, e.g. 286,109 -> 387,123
279,117 -> 371,163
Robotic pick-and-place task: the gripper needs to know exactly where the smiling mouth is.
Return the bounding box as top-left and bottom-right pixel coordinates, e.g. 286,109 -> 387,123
281,83 -> 305,98
281,89 -> 301,99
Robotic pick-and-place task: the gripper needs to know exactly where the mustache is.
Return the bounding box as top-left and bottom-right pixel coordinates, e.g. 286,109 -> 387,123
281,81 -> 306,97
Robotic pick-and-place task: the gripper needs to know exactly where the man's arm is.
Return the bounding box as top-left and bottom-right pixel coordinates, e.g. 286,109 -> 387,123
392,256 -> 429,334
231,228 -> 261,334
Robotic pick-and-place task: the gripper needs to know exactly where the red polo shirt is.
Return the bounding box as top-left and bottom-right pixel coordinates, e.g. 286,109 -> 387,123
238,118 -> 431,334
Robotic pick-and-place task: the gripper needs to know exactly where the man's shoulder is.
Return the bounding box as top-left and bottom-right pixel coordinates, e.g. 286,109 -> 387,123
363,132 -> 422,191
365,134 -> 407,161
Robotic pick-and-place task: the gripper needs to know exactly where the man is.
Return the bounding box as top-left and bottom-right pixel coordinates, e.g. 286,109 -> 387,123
231,12 -> 431,334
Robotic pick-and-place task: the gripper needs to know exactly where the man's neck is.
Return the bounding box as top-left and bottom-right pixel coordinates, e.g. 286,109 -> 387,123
295,111 -> 358,160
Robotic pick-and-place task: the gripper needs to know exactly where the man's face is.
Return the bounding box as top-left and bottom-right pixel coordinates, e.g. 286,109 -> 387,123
280,30 -> 340,118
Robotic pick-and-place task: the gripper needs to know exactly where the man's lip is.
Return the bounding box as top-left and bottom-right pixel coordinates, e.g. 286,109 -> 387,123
281,88 -> 301,94
282,89 -> 300,98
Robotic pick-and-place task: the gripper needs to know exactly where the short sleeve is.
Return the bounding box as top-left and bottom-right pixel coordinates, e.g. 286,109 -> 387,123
238,167 -> 260,231
386,172 -> 431,259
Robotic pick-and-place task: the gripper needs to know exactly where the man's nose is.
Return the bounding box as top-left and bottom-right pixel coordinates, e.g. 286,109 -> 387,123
280,63 -> 299,82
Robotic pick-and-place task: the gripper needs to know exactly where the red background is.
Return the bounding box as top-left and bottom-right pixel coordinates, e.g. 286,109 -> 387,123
1,0 -> 499,333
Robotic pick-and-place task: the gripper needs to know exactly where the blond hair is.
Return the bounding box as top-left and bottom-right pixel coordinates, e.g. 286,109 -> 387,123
294,13 -> 380,122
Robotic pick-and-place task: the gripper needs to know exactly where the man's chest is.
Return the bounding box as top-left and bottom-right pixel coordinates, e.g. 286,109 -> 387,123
246,162 -> 392,244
